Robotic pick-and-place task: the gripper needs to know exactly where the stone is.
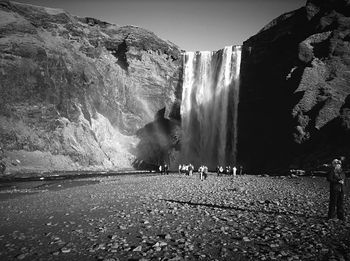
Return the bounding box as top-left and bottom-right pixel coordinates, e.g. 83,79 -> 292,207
60,247 -> 71,253
16,253 -> 28,260
243,237 -> 250,242
133,246 -> 142,252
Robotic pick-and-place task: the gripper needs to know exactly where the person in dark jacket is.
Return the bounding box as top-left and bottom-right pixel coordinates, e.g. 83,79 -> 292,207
327,159 -> 347,221
164,164 -> 169,175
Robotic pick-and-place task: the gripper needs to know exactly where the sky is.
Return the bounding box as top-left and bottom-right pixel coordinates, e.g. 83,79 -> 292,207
15,0 -> 306,51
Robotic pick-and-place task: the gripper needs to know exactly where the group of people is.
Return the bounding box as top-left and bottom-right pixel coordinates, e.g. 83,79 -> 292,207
175,164 -> 245,179
178,164 -> 209,181
164,157 -> 348,222
178,164 -> 194,175
216,165 -> 243,177
0,142 -> 348,221
198,165 -> 208,181
176,163 -> 243,180
158,164 -> 169,175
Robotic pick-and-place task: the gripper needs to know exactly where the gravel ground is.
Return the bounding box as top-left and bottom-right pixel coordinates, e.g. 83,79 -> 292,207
0,173 -> 349,261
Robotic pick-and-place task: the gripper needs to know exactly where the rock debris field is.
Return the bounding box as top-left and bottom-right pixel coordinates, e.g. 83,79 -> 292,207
0,173 -> 349,261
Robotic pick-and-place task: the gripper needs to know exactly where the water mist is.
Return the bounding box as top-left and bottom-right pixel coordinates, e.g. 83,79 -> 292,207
180,46 -> 241,169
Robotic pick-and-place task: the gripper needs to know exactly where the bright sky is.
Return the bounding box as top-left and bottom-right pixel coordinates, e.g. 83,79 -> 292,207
16,0 -> 306,51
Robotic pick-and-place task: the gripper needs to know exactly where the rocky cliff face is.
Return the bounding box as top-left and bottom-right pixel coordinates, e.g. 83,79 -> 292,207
0,0 -> 182,173
238,0 -> 350,172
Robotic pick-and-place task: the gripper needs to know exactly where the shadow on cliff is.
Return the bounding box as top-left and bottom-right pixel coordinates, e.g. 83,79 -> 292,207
290,95 -> 350,170
132,108 -> 181,171
236,2 -> 350,174
237,36 -> 307,174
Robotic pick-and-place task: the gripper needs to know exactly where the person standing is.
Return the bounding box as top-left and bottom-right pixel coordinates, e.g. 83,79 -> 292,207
218,166 -> 224,176
188,164 -> 193,176
340,156 -> 347,169
199,166 -> 204,181
203,166 -> 208,180
164,164 -> 169,175
239,166 -> 243,175
232,166 -> 237,178
327,159 -> 347,221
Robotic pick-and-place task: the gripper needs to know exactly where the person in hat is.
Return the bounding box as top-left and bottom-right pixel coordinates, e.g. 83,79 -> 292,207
327,159 -> 347,221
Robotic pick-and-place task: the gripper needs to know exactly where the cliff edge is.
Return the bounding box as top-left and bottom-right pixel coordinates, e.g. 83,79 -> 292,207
0,0 -> 182,174
238,0 -> 350,172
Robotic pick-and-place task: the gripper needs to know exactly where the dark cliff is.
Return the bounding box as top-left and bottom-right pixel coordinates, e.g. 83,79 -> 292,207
0,0 -> 182,173
238,0 -> 350,172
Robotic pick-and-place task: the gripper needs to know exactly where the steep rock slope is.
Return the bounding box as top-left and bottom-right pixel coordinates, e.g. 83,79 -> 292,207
0,0 -> 182,173
238,0 -> 350,172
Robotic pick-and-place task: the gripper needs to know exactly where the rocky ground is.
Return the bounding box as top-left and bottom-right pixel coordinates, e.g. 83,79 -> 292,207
0,173 -> 349,261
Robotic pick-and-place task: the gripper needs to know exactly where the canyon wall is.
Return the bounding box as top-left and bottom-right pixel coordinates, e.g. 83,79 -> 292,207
0,0 -> 182,173
238,0 -> 350,172
3,0 -> 350,175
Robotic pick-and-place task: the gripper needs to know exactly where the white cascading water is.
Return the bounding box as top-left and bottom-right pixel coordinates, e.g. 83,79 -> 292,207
180,46 -> 241,169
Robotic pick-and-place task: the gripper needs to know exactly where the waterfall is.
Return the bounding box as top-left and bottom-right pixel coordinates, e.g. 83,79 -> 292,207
180,46 -> 241,169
